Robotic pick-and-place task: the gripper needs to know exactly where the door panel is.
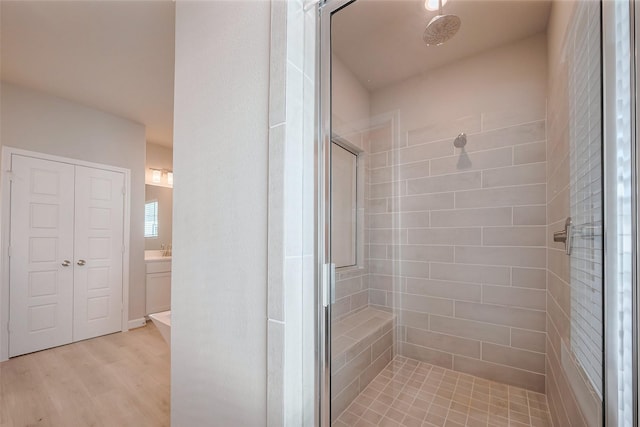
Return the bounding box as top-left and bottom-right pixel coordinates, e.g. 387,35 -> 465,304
9,155 -> 75,357
73,166 -> 124,341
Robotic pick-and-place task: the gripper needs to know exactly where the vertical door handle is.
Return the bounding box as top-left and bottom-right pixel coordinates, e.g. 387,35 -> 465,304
77,259 -> 86,266
61,260 -> 71,267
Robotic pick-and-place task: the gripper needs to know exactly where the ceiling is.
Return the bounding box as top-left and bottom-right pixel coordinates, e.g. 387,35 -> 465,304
1,1 -> 176,147
332,0 -> 552,91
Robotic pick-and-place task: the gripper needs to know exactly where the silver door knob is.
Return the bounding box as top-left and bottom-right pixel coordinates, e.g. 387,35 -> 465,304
77,259 -> 86,266
61,260 -> 71,267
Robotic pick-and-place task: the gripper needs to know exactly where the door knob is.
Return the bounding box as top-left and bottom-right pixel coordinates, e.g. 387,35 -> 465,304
77,259 -> 86,266
61,260 -> 71,267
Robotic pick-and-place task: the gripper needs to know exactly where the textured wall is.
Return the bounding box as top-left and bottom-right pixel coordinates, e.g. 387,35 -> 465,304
172,1 -> 269,425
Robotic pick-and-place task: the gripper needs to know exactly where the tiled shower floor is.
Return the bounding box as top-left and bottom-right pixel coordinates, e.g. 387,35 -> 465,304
333,356 -> 552,427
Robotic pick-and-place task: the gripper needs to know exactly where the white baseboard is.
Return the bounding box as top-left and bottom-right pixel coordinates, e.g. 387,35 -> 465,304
127,317 -> 147,330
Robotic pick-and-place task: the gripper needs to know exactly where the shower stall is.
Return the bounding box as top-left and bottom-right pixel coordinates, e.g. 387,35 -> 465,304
317,0 -> 637,426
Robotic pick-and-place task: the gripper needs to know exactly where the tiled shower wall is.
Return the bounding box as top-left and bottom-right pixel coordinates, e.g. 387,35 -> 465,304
332,54 -> 372,321
545,1 -> 602,426
367,34 -> 549,393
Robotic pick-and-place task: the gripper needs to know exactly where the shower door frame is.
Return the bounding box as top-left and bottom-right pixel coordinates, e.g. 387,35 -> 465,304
603,0 -> 639,425
316,1 -> 357,426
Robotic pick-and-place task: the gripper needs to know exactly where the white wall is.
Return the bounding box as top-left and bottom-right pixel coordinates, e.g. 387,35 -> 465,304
0,82 -> 146,322
172,1 -> 269,425
371,34 -> 547,133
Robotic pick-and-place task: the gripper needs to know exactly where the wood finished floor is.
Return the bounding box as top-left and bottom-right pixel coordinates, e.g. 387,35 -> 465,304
0,323 -> 170,427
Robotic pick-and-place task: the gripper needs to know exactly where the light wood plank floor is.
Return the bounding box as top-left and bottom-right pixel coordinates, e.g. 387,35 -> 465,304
0,323 -> 170,427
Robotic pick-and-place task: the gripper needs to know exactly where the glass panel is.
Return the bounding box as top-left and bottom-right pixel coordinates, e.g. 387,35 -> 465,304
325,1 -> 606,425
603,1 -> 635,425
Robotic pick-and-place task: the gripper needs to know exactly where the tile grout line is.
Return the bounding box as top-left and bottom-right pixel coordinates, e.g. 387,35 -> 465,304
335,354 -> 550,426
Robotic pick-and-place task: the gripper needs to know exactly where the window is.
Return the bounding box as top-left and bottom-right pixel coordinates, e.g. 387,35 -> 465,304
144,200 -> 158,238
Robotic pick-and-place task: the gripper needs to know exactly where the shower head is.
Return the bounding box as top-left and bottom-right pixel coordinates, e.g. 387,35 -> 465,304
453,133 -> 467,148
423,15 -> 461,46
423,0 -> 461,46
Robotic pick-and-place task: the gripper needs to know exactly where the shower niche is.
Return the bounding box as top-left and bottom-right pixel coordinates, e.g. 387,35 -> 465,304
331,139 -> 364,270
324,1 -> 604,426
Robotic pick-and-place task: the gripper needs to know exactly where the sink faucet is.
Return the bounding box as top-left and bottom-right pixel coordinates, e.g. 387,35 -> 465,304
162,243 -> 172,257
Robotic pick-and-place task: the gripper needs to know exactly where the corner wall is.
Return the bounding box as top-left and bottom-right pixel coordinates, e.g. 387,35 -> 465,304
172,1 -> 269,425
266,0 -> 316,425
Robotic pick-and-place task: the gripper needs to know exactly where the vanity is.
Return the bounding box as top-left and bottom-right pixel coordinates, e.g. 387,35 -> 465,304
144,144 -> 173,316
144,171 -> 172,315
145,251 -> 171,314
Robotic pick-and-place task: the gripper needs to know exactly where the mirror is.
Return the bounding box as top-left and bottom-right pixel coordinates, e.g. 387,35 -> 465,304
144,184 -> 172,250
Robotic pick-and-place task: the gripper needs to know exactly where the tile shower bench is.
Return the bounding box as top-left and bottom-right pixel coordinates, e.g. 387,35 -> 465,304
331,307 -> 395,421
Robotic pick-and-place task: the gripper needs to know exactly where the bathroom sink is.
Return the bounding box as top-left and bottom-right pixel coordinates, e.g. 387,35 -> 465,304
145,255 -> 172,262
144,250 -> 172,261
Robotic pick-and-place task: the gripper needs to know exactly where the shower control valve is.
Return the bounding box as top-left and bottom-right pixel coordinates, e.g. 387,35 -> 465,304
553,217 -> 573,256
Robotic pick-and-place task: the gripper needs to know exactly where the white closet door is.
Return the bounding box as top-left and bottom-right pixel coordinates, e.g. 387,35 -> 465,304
9,155 -> 75,357
73,166 -> 124,341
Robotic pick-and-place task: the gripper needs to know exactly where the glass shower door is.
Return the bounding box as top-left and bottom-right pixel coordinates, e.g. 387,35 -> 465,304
319,0 -> 638,425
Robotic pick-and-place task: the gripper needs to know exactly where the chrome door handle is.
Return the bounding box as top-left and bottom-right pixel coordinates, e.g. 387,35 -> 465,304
77,259 -> 86,266
61,260 -> 71,267
553,217 -> 573,255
